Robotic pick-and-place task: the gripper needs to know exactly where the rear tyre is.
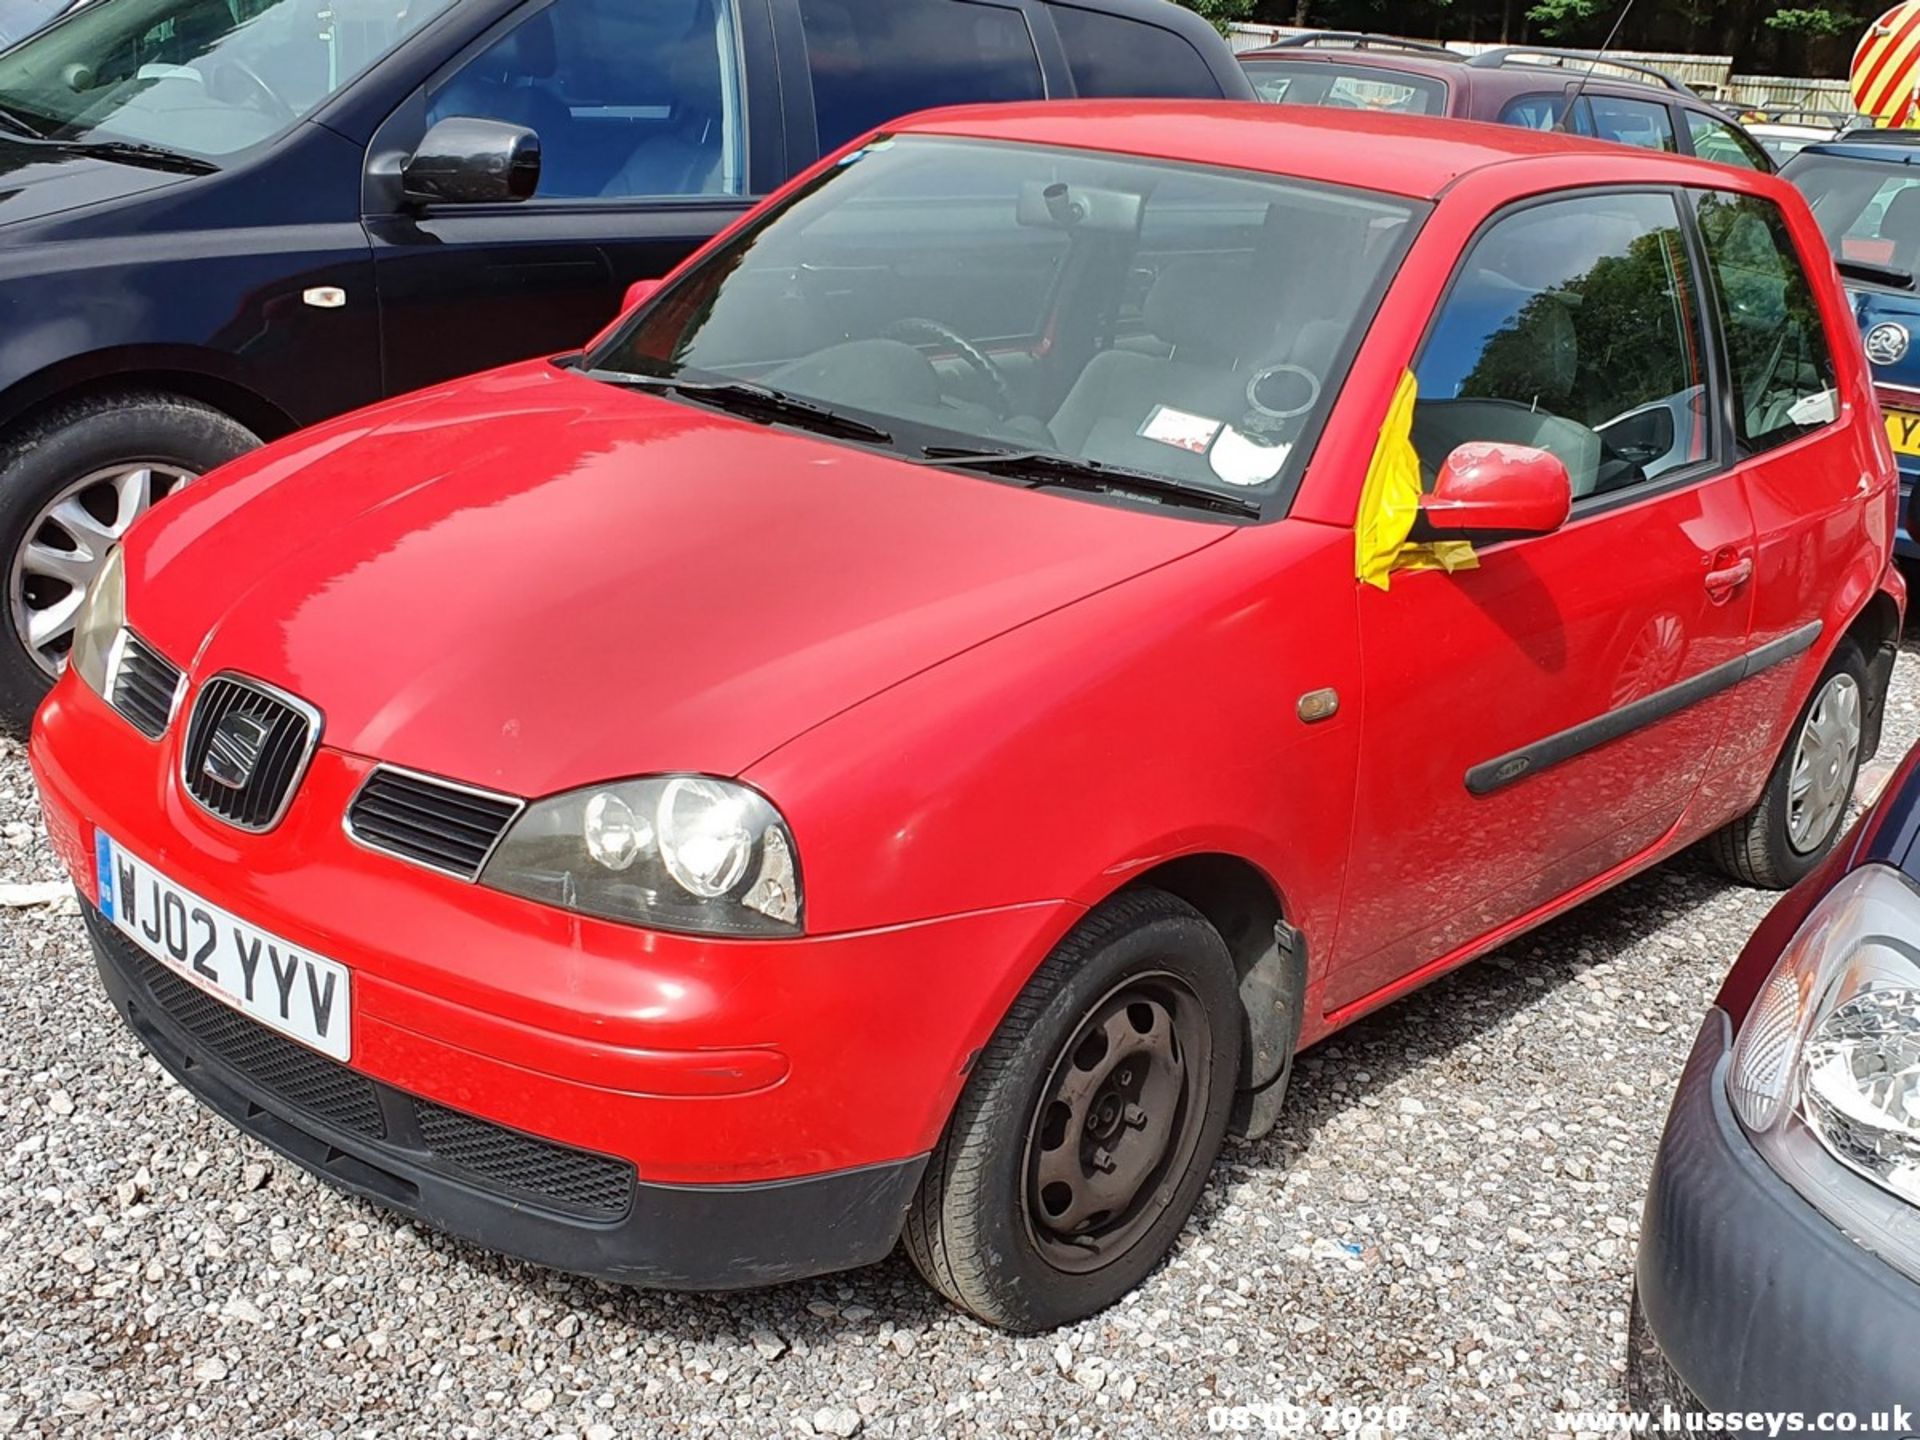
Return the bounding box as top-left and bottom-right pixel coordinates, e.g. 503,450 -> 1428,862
902,887 -> 1241,1332
1705,638 -> 1867,889
0,393 -> 259,735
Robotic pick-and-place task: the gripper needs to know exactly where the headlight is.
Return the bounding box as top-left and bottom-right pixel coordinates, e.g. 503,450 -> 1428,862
67,545 -> 126,699
1727,864 -> 1920,1276
479,775 -> 801,937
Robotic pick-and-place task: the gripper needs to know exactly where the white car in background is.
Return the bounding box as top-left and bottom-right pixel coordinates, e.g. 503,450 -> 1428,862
1742,108 -> 1862,165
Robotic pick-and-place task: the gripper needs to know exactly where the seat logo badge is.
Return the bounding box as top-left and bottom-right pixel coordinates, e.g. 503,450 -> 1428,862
203,713 -> 272,791
1866,322 -> 1909,366
302,286 -> 347,310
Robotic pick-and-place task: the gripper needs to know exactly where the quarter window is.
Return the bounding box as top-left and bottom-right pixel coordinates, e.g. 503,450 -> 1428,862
1049,4 -> 1223,99
428,0 -> 745,201
1499,93 -> 1568,131
796,0 -> 1043,156
1683,112 -> 1770,172
1242,60 -> 1447,115
1693,191 -> 1840,455
1414,193 -> 1711,500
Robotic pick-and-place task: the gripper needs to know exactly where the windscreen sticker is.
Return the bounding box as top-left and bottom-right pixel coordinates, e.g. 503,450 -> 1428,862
1209,426 -> 1290,487
1138,405 -> 1223,454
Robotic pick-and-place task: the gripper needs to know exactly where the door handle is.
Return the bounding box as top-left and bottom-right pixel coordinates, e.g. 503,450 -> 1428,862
1704,556 -> 1754,600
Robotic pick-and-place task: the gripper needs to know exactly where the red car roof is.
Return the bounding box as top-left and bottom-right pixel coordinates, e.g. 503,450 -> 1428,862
893,100 -> 1747,201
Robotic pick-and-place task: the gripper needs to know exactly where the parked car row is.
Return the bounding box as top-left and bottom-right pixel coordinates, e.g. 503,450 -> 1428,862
9,0 -> 1920,1421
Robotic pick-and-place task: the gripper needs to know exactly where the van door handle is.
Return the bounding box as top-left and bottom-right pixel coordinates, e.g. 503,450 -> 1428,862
1704,557 -> 1754,601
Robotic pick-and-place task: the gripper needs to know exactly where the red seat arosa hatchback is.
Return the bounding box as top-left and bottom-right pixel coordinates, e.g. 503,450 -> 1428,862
30,102 -> 1906,1331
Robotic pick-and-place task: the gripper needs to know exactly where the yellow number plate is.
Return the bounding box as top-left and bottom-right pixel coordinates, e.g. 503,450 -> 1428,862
1887,409 -> 1920,457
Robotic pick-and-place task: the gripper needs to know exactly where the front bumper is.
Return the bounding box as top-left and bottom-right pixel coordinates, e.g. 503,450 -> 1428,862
89,906 -> 924,1288
33,670 -> 1076,1191
1631,1010 -> 1920,1416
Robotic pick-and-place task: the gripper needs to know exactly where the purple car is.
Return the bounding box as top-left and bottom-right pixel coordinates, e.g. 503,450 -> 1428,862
1242,33 -> 1774,173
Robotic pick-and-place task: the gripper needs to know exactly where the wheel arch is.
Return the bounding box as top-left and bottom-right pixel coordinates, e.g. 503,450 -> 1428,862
0,349 -> 300,450
1842,584 -> 1903,761
1118,852 -> 1306,1141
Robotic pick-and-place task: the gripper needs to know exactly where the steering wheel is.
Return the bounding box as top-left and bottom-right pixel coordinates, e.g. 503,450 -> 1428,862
883,318 -> 1016,418
209,57 -> 296,126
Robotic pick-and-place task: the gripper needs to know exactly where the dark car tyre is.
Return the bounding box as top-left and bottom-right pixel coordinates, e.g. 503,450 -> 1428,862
903,887 -> 1244,1331
0,393 -> 259,735
1624,1286 -> 1717,1423
1706,637 -> 1868,890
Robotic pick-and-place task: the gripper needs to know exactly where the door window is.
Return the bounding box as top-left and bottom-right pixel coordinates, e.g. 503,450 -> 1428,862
1683,111 -> 1770,171
1049,4 -> 1223,99
796,0 -> 1042,156
1693,191 -> 1840,455
1582,94 -> 1677,152
1414,192 -> 1711,500
428,0 -> 745,201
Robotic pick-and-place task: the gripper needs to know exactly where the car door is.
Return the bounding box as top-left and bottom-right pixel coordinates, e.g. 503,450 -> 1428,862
363,0 -> 783,396
1683,186 -> 1872,815
1329,189 -> 1757,1014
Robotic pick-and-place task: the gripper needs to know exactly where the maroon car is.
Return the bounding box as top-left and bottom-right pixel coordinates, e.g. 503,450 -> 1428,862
1242,34 -> 1773,172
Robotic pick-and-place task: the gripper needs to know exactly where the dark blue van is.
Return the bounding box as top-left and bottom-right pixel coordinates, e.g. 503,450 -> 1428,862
1786,133 -> 1920,561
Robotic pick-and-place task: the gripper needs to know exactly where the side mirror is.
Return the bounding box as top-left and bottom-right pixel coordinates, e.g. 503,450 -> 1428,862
402,117 -> 541,206
621,278 -> 662,314
1413,442 -> 1571,545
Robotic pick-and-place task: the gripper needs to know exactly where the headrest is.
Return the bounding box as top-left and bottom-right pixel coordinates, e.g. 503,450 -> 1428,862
1883,186 -> 1920,249
494,9 -> 557,79
1474,209 -> 1644,294
1144,258 -> 1262,362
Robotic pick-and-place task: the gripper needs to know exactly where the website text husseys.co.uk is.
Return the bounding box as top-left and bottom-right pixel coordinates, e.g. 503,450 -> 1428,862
1550,1405 -> 1917,1436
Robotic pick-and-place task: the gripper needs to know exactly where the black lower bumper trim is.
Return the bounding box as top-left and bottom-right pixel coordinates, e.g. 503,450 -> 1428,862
1631,1010 -> 1920,1416
89,906 -> 927,1290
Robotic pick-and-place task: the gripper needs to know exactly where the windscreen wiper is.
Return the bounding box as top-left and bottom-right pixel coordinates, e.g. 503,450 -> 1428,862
584,370 -> 894,446
1839,257 -> 1915,292
914,445 -> 1261,518
0,104 -> 43,139
56,139 -> 218,174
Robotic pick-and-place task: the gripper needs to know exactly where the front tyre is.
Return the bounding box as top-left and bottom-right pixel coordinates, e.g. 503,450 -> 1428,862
903,888 -> 1241,1331
0,393 -> 259,735
1705,638 -> 1867,889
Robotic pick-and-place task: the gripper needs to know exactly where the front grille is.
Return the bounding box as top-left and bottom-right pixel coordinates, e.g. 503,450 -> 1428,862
417,1102 -> 634,1219
346,767 -> 521,881
89,911 -> 635,1222
124,936 -> 385,1138
181,676 -> 319,831
108,631 -> 183,739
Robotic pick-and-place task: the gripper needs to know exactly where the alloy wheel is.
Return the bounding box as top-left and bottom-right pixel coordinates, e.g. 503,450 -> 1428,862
8,463 -> 195,676
1022,970 -> 1213,1274
1787,671 -> 1862,855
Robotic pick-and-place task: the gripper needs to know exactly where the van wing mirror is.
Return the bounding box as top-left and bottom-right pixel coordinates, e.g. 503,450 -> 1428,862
1411,442 -> 1572,546
402,117 -> 541,206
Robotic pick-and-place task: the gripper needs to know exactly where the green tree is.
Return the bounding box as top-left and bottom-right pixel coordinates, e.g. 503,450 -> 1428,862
1177,0 -> 1258,34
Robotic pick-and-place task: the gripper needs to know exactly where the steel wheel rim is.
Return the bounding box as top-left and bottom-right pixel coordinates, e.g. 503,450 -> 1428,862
1788,672 -> 1862,855
1020,969 -> 1213,1275
8,462 -> 194,676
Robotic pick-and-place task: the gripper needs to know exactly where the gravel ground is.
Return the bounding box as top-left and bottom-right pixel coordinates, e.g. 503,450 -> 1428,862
3,633 -> 1918,1440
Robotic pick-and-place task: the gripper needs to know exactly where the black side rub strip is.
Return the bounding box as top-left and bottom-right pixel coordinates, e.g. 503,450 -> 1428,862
1465,621 -> 1823,798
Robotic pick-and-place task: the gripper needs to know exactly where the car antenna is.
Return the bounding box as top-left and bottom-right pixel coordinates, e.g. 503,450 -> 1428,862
1558,0 -> 1640,133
